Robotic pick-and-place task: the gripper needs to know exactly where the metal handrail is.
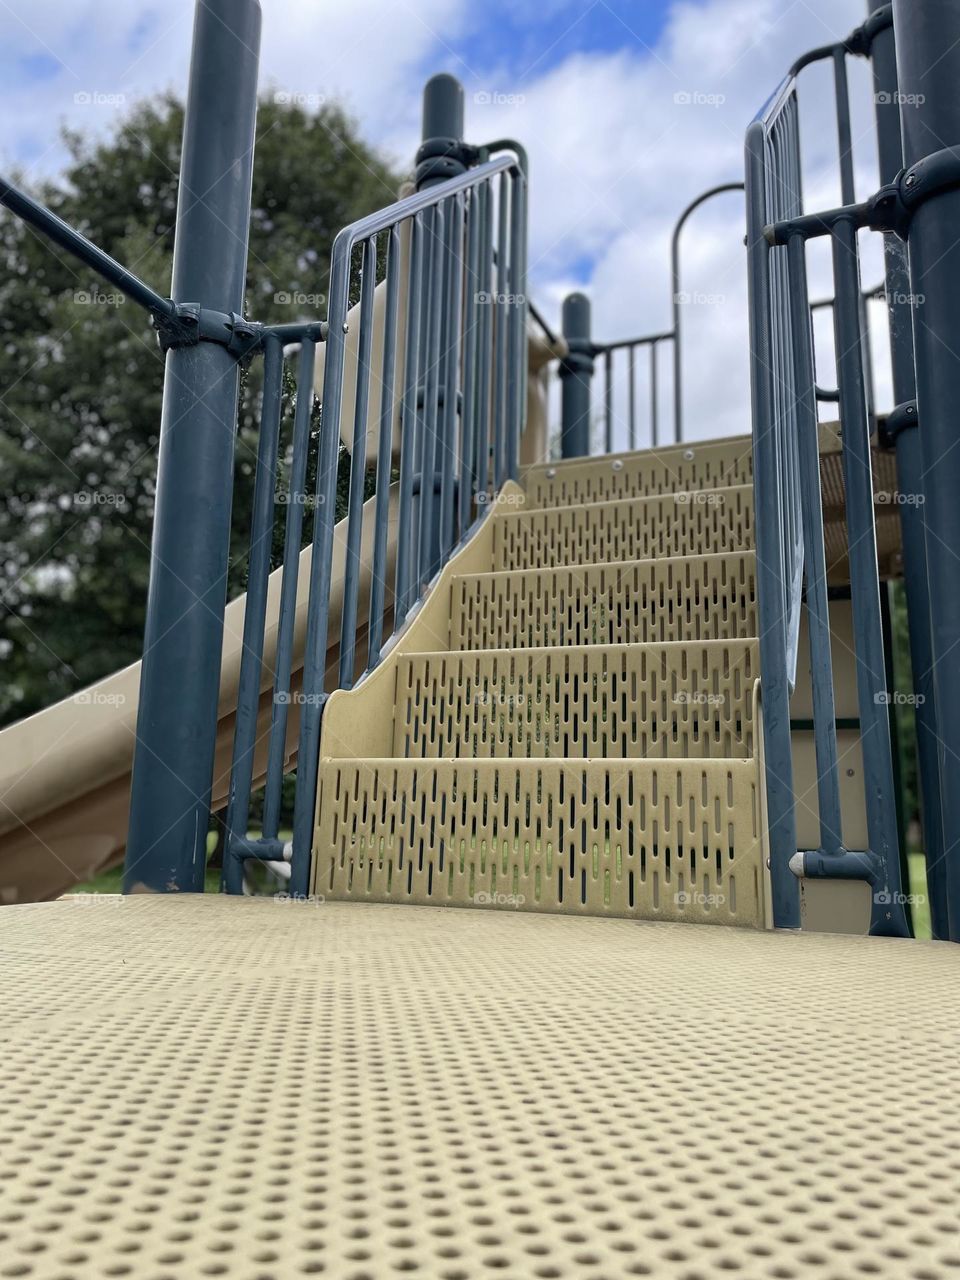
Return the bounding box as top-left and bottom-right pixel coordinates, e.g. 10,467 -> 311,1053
555,181 -> 746,450
0,175 -> 327,352
746,21 -> 909,936
222,151 -> 528,895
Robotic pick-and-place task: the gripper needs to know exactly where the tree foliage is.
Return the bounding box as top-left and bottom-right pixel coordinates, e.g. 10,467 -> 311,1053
0,95 -> 401,725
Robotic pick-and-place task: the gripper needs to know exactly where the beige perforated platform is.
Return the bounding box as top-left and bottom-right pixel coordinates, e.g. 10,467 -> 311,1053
3,895 -> 959,1280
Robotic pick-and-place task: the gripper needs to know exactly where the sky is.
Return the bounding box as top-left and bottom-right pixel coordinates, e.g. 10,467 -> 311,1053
1,0 -> 890,446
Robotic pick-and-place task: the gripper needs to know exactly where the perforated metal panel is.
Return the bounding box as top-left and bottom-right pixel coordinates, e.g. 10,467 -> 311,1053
313,757 -> 764,926
3,896 -> 960,1280
450,553 -> 757,650
523,439 -> 753,508
493,486 -> 754,570
393,641 -> 757,759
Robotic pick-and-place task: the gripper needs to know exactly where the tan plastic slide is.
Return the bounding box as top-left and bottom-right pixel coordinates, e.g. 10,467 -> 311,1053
0,491 -> 401,904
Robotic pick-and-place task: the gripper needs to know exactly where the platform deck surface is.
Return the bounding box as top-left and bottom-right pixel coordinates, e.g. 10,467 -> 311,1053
2,895 -> 959,1280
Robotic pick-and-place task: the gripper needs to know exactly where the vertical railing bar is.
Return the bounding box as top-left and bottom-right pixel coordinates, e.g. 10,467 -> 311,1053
459,188 -> 481,537
417,202 -> 445,589
514,172 -> 529,477
262,337 -> 317,839
395,212 -> 423,619
222,334 -> 284,893
745,113 -> 801,929
493,172 -> 510,489
505,171 -> 525,481
628,343 -> 637,450
287,228 -> 355,897
832,47 -> 856,207
439,193 -> 464,562
474,180 -> 494,504
367,225 -> 401,671
604,349 -> 613,454
831,217 -> 908,930
649,342 -> 658,448
786,233 -> 843,853
338,234 -> 378,688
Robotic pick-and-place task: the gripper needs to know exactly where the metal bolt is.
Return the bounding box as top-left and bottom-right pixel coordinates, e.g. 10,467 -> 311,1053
905,172 -> 917,187
342,322 -> 349,333
612,459 -> 624,472
683,448 -> 695,461
545,467 -> 556,479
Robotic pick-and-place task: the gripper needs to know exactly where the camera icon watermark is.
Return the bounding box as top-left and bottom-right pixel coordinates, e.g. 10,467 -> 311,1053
472,890 -> 525,907
74,289 -> 125,307
875,690 -> 925,707
74,91 -> 126,108
73,489 -> 127,510
875,90 -> 925,107
274,290 -> 326,307
674,889 -> 726,907
473,91 -> 526,107
72,690 -> 126,707
273,91 -> 326,108
673,90 -> 725,108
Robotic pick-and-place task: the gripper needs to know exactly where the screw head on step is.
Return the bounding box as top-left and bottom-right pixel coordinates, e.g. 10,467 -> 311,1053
545,467 -> 556,479
612,459 -> 624,471
683,448 -> 694,461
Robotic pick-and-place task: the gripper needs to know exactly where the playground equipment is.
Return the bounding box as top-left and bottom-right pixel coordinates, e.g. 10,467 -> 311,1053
2,0 -> 960,1274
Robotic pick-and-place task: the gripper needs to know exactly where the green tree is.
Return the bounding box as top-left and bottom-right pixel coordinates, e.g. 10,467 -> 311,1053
0,95 -> 401,725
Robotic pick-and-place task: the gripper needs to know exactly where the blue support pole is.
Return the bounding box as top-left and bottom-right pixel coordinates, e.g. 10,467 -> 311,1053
559,292 -> 594,458
123,0 -> 261,893
893,0 -> 960,939
868,0 -> 947,937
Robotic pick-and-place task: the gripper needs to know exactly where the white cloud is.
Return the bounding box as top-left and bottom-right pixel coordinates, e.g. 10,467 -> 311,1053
0,0 -> 892,445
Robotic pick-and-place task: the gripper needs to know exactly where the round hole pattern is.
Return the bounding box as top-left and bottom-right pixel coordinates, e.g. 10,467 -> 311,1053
1,895 -> 959,1280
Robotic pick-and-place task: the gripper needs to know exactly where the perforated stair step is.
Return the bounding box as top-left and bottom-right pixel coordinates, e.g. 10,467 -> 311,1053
523,437 -> 753,507
492,485 -> 754,569
313,756 -> 765,926
392,640 -> 758,759
450,551 -> 757,649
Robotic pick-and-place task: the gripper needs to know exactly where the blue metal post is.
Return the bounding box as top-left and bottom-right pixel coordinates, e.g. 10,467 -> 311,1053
415,74 -> 467,579
124,0 -> 261,893
893,0 -> 960,939
868,0 -> 947,937
560,292 -> 594,458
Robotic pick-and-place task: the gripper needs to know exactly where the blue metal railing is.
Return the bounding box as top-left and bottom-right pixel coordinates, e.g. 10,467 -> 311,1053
745,11 -> 912,935
222,150 -> 527,895
556,183 -> 746,451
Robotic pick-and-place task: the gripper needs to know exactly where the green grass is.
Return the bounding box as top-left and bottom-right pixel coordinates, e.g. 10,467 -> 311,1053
907,849 -> 931,939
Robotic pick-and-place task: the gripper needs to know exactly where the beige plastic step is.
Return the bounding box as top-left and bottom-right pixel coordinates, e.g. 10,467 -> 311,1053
312,756 -> 765,926
392,640 -> 758,759
450,551 -> 757,649
492,484 -> 754,569
523,435 -> 753,508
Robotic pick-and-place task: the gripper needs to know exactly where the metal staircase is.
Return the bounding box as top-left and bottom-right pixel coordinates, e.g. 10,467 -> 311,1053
314,440 -> 768,927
